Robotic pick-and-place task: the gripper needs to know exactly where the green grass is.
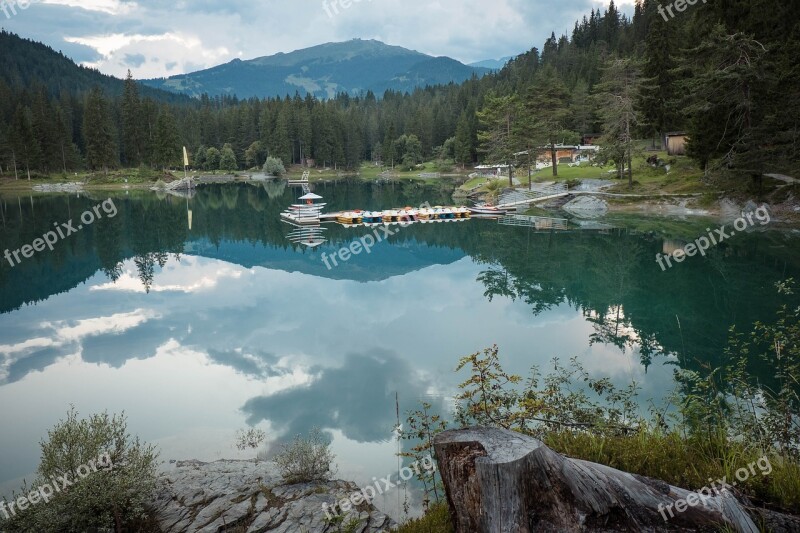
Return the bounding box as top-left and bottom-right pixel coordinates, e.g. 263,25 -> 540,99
397,503 -> 453,533
395,427 -> 800,533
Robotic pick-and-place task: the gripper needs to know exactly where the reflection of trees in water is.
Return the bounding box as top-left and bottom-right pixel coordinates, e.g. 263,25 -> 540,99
477,264 -> 515,302
581,240 -> 666,367
128,196 -> 188,293
261,180 -> 286,200
469,225 -> 800,378
221,186 -> 240,210
95,205 -> 124,282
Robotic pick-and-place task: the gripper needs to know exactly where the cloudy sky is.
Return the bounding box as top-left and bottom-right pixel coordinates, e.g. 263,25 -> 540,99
2,0 -> 634,79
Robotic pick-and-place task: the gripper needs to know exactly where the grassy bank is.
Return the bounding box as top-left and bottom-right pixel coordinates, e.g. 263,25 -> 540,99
394,280 -> 800,531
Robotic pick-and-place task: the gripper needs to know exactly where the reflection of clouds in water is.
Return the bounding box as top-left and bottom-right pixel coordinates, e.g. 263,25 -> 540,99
90,256 -> 243,293
0,309 -> 160,383
206,348 -> 285,379
242,350 -> 446,444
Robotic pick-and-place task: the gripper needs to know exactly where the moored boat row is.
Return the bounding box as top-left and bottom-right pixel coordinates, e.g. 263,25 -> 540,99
336,206 -> 471,225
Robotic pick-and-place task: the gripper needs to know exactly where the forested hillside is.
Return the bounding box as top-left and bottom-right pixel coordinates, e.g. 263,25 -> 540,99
0,0 -> 798,181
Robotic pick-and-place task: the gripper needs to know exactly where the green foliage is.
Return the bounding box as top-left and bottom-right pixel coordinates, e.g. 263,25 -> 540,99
219,143 -> 238,171
441,279 -> 800,513
476,92 -> 521,185
676,279 -> 800,457
235,427 -> 267,452
263,156 -> 286,177
153,108 -> 180,169
0,407 -> 159,533
455,345 -> 522,429
399,402 -> 447,509
393,134 -> 423,171
2,1 -> 799,181
274,428 -> 336,484
397,503 -> 453,533
82,88 -> 116,172
205,147 -> 221,171
595,59 -> 642,186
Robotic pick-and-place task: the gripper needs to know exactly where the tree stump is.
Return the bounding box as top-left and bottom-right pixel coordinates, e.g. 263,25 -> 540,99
433,426 -> 799,532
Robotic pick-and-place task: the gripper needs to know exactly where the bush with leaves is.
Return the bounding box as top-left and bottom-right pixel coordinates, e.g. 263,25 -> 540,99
263,156 -> 286,177
399,401 -> 447,510
235,427 -> 267,453
454,345 -> 642,438
0,407 -> 159,533
274,428 -> 336,484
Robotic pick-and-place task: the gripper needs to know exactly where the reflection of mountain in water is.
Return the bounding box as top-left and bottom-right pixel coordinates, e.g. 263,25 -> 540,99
1,183 -> 799,391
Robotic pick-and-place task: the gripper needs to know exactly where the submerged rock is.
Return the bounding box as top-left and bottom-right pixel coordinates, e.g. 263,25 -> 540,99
149,459 -> 395,533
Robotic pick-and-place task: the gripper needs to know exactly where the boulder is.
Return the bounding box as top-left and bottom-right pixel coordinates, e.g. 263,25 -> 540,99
562,195 -> 608,218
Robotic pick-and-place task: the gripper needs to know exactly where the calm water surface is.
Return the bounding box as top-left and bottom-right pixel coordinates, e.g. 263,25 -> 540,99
1,180 -> 798,517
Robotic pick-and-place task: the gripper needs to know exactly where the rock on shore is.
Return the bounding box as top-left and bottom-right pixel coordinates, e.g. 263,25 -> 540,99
149,459 -> 396,533
32,182 -> 85,193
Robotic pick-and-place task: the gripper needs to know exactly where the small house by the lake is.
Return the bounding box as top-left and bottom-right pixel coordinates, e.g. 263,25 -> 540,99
665,132 -> 688,156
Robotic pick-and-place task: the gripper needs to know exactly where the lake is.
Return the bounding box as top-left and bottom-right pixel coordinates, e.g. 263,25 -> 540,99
1,180 -> 798,519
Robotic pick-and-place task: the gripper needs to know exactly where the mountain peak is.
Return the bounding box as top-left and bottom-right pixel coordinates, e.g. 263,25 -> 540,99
142,39 -> 488,99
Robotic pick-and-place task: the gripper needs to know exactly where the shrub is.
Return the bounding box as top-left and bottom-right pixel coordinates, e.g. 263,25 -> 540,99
235,427 -> 267,452
263,156 -> 286,177
0,407 -> 159,533
274,428 -> 336,484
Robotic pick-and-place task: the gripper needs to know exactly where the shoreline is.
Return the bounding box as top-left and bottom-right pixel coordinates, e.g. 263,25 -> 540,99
2,172 -> 798,227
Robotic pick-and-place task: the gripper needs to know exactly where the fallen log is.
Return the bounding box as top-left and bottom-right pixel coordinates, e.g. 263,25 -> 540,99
433,426 -> 800,532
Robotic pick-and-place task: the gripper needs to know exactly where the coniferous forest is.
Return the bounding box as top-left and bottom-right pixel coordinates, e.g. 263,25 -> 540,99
0,0 -> 798,181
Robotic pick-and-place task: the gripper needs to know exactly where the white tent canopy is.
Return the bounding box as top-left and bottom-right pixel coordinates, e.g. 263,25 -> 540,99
298,193 -> 323,200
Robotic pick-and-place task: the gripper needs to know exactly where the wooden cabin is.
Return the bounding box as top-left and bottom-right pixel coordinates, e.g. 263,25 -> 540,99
665,132 -> 688,156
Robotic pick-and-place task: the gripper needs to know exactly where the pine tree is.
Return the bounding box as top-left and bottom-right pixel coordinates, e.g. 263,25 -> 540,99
153,108 -> 180,170
477,92 -> 522,186
638,0 -> 679,148
596,59 -> 642,187
121,70 -> 144,166
82,88 -> 117,173
524,69 -> 575,177
683,25 -> 768,178
11,104 -> 42,180
272,107 -> 292,165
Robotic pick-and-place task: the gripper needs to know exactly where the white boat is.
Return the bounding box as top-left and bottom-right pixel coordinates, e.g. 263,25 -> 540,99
469,204 -> 511,216
281,193 -> 327,224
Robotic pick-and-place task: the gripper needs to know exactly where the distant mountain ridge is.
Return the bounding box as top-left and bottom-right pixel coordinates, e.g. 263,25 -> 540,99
141,39 -> 491,99
469,56 -> 515,70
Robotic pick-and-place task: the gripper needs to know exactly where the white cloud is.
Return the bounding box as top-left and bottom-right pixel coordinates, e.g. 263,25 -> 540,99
3,0 -> 635,79
41,0 -> 137,15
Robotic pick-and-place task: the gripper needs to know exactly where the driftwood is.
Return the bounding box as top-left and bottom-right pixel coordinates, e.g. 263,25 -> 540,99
434,427 -> 800,532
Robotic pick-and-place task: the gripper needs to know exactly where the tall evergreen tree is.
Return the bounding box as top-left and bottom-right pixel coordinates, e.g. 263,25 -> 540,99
121,70 -> 144,166
82,88 -> 117,173
524,69 -> 575,177
153,108 -> 180,170
11,105 -> 41,180
477,92 -> 522,186
638,0 -> 679,148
